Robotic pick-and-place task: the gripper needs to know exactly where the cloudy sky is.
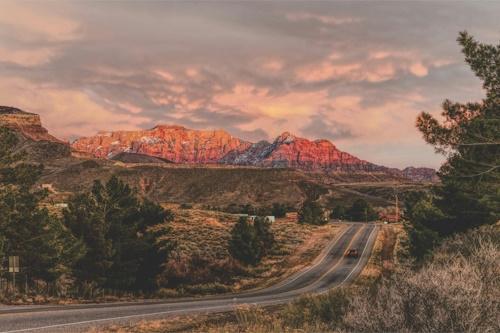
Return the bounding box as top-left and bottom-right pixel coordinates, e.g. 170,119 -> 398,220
0,1 -> 498,168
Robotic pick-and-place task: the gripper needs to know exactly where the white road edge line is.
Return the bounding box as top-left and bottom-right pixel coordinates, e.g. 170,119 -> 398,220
1,224 -> 377,333
0,304 -> 230,333
268,224 -> 352,291
318,224 -> 378,294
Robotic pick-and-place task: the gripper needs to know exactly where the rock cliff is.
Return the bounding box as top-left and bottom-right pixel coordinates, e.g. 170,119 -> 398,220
221,132 -> 378,171
72,125 -> 251,163
0,106 -> 64,143
0,106 -> 70,160
73,126 -> 380,172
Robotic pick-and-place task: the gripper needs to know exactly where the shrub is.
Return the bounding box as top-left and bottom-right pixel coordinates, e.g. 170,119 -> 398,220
330,204 -> 347,219
229,217 -> 261,265
298,199 -> 326,225
271,203 -> 287,218
160,254 -> 245,287
347,199 -> 378,222
344,226 -> 500,332
282,288 -> 350,329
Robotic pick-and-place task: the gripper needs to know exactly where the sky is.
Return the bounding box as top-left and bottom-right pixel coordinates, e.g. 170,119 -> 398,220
0,1 -> 498,168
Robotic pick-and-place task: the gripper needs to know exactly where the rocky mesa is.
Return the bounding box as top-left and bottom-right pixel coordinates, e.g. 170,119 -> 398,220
72,125 -> 381,172
0,106 -> 436,181
71,125 -> 251,163
220,132 -> 378,172
0,106 -> 70,160
0,106 -> 64,143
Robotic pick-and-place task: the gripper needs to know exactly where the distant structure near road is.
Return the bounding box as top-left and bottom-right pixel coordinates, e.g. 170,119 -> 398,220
265,216 -> 275,223
40,183 -> 56,193
379,212 -> 400,223
237,215 -> 276,223
54,203 -> 68,209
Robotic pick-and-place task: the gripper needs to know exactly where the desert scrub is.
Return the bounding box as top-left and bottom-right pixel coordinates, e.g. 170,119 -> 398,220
281,288 -> 350,329
344,224 -> 500,333
195,224 -> 500,333
155,205 -> 339,294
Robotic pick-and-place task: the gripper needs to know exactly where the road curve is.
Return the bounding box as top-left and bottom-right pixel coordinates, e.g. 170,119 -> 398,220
0,223 -> 378,333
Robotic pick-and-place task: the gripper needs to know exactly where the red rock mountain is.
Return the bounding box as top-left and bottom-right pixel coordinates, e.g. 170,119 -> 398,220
72,125 -> 251,163
0,106 -> 70,160
0,106 -> 64,143
220,132 -> 377,171
0,107 -> 438,180
72,125 -> 379,171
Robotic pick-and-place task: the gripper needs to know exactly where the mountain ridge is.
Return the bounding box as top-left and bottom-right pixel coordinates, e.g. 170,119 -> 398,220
0,106 -> 438,182
0,106 -> 70,160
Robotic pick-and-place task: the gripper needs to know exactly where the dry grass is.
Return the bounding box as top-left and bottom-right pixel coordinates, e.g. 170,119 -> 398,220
357,223 -> 404,283
104,224 -> 499,333
155,205 -> 341,295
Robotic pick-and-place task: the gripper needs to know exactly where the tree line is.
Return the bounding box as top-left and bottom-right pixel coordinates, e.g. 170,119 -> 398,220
0,128 -> 279,297
406,32 -> 499,260
0,130 -> 175,296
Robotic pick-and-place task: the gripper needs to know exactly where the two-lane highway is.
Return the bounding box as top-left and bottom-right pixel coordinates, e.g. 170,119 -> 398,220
0,223 -> 378,332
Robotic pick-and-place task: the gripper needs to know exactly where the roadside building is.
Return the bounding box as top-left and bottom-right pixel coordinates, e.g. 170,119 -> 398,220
379,212 -> 399,223
265,216 -> 275,223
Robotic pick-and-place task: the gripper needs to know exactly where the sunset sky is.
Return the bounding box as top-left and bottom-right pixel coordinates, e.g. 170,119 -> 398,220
0,1 -> 498,168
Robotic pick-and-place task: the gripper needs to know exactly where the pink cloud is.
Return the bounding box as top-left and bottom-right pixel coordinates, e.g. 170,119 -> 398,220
409,62 -> 429,77
0,47 -> 56,66
0,2 -> 80,42
0,77 -> 150,140
286,12 -> 361,26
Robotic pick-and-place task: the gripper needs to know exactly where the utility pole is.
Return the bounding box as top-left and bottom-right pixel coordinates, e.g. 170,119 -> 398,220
8,256 -> 19,296
394,186 -> 399,223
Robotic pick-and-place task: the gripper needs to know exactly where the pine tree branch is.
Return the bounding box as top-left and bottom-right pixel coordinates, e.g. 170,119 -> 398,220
457,142 -> 500,146
458,165 -> 500,178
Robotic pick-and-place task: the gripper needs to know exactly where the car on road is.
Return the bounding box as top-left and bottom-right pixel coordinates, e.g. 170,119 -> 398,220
345,248 -> 359,258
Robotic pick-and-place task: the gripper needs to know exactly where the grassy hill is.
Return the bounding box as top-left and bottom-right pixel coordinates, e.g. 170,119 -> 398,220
40,157 -> 428,210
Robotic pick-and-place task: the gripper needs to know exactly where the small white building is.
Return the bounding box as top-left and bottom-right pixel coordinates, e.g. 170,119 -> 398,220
265,216 -> 276,223
40,183 -> 55,193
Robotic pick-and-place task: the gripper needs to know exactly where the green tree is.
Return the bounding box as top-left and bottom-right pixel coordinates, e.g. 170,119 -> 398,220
229,217 -> 261,265
413,32 -> 499,243
63,176 -> 173,291
330,204 -> 347,219
271,203 -> 287,218
299,199 -> 326,225
347,199 -> 378,222
0,127 -> 83,284
254,216 -> 275,256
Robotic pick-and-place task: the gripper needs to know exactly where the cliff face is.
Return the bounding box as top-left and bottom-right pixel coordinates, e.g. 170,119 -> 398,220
0,106 -> 70,160
71,125 -> 252,163
221,132 -> 378,171
0,106 -> 64,143
73,127 -> 379,172
71,125 -> 440,179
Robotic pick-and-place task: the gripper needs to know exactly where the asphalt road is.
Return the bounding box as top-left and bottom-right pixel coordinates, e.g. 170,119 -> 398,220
0,223 -> 378,333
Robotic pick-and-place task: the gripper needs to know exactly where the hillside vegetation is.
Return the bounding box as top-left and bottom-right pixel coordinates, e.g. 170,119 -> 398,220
39,158 -> 422,210
154,206 -> 341,295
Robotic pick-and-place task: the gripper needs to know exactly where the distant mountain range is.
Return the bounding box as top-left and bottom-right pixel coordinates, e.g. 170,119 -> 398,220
0,106 -> 439,182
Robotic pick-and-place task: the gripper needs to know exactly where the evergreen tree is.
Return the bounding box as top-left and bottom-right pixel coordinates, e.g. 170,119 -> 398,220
298,199 -> 326,225
413,32 -> 499,243
347,199 -> 378,222
405,32 -> 500,260
254,216 -> 275,256
229,217 -> 261,265
0,127 -> 83,283
63,176 -> 173,291
330,204 -> 347,219
271,203 -> 287,218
